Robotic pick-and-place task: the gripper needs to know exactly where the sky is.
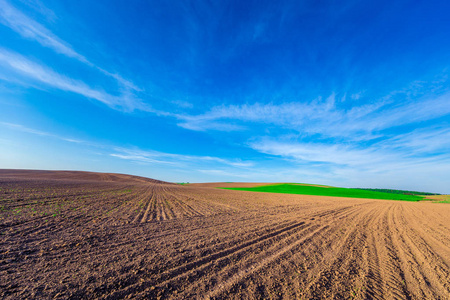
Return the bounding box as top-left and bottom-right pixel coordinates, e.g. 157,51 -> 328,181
1,0 -> 450,193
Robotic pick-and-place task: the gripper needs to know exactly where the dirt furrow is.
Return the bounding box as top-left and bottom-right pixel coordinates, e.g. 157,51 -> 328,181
1,173 -> 449,300
141,193 -> 155,223
381,204 -> 413,300
299,203 -> 379,299
363,205 -> 390,300
203,224 -> 330,299
143,205 -> 365,298
103,220 -> 312,299
390,205 -> 450,299
130,187 -> 154,223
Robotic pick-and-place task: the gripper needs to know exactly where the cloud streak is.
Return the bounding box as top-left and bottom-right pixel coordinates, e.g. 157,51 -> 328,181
250,140 -> 387,167
380,127 -> 450,154
250,124 -> 450,174
177,91 -> 450,140
0,0 -> 140,91
0,48 -> 147,111
0,0 -> 88,62
0,122 -> 84,143
111,147 -> 253,168
0,121 -> 254,170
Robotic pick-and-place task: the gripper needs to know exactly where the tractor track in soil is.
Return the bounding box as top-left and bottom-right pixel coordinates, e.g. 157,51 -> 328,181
0,170 -> 449,299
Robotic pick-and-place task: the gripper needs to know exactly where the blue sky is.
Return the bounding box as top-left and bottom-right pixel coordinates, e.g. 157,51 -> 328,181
1,0 -> 450,193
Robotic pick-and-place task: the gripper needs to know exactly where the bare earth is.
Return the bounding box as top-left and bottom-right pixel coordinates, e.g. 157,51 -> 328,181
1,170 -> 449,299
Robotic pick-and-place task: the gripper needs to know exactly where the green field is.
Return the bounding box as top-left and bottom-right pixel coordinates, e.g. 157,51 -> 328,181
222,183 -> 425,201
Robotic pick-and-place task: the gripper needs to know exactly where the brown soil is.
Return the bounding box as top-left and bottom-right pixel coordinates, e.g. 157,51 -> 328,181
1,170 -> 449,299
0,169 -> 170,185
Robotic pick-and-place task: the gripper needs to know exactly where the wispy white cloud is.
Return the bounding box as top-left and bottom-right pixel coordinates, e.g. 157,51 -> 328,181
1,121 -> 51,136
171,99 -> 193,109
197,169 -> 250,178
18,0 -> 57,22
361,93 -> 450,131
110,153 -> 176,165
176,94 -> 385,137
177,90 -> 450,141
250,140 -> 388,167
95,67 -> 142,92
379,126 -> 450,154
0,0 -> 140,92
1,121 -> 254,170
0,48 -> 147,111
0,121 -> 84,143
176,95 -> 333,129
111,147 -> 254,168
0,0 -> 87,62
249,126 -> 450,175
177,119 -> 244,131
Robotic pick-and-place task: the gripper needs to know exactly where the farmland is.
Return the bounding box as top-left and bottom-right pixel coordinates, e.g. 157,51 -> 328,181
1,170 -> 449,299
222,183 -> 426,201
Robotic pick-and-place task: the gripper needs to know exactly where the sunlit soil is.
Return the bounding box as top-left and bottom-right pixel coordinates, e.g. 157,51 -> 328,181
1,170 -> 449,299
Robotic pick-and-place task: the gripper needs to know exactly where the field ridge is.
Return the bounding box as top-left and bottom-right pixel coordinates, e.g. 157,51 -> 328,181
1,170 -> 449,299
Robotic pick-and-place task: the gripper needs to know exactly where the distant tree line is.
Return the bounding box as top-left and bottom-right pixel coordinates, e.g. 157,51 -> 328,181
356,188 -> 439,196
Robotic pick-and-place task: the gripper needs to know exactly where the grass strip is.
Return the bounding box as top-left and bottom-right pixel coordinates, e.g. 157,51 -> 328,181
222,183 -> 424,202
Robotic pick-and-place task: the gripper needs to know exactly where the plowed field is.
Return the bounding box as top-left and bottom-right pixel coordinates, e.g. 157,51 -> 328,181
1,170 -> 449,299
